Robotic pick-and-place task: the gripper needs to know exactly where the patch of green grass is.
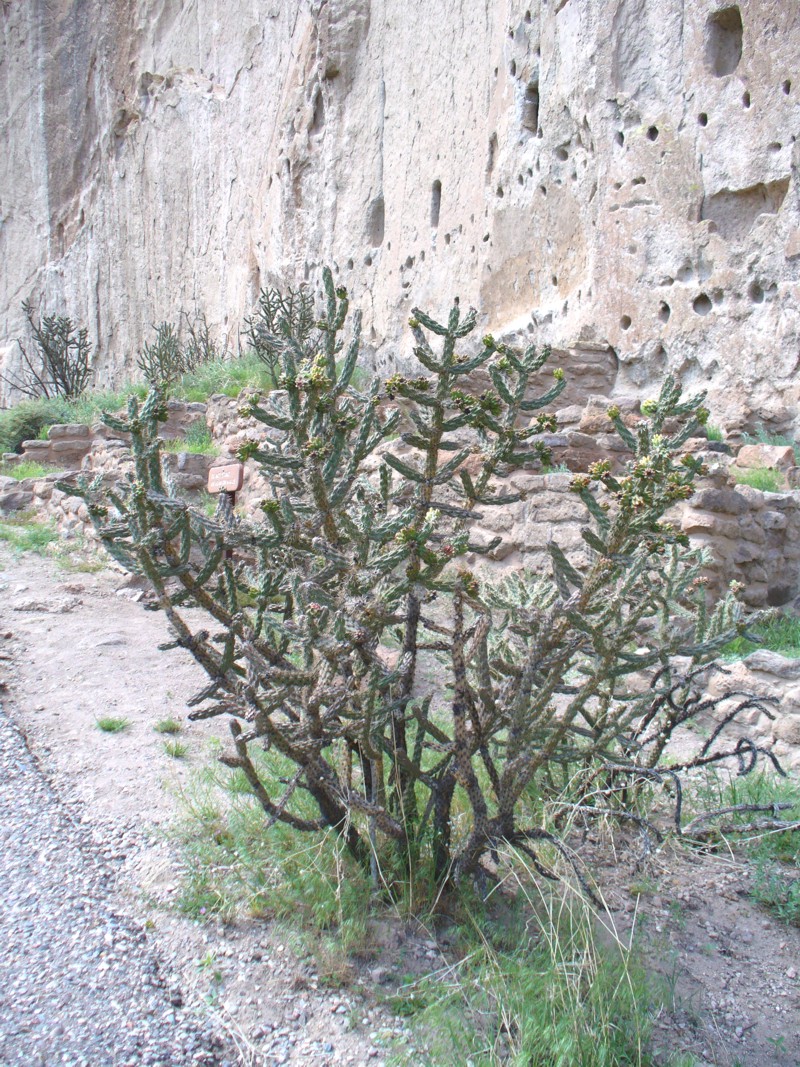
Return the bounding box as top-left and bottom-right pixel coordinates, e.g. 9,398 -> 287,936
95,716 -> 131,733
719,612 -> 800,660
162,422 -> 218,456
691,771 -> 800,925
0,515 -> 58,554
173,745 -> 371,951
176,353 -> 276,402
731,466 -> 785,492
751,860 -> 800,925
0,459 -> 59,481
154,718 -> 183,735
164,740 -> 189,759
705,424 -> 724,442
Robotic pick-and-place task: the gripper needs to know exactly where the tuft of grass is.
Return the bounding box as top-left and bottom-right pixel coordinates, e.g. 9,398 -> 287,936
163,422 -> 218,456
95,716 -> 131,733
731,466 -> 785,492
719,612 -> 800,660
164,740 -> 189,759
742,426 -> 800,465
0,459 -> 60,481
387,860 -> 656,1067
0,515 -> 58,554
705,424 -> 724,442
154,717 -> 183,734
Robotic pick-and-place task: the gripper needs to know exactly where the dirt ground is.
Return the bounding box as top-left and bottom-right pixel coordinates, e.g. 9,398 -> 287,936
0,543 -> 798,1067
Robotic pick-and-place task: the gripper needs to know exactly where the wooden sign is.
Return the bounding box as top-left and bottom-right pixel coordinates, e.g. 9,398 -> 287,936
207,462 -> 244,493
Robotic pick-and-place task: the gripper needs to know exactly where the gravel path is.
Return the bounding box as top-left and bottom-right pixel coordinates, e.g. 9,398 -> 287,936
0,705 -> 232,1067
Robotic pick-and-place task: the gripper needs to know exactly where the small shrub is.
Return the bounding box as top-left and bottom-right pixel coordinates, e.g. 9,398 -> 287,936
706,424 -> 724,442
0,397 -> 73,454
154,718 -> 183,734
137,322 -> 184,385
137,315 -> 225,387
0,301 -> 93,400
731,466 -> 784,492
243,284 -> 318,383
95,716 -> 130,733
163,423 -> 218,456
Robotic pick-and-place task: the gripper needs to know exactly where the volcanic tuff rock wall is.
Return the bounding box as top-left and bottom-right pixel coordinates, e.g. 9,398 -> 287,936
2,1 -> 799,431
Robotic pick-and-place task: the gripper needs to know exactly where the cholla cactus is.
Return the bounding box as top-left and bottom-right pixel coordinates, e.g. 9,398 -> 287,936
68,270 -> 787,893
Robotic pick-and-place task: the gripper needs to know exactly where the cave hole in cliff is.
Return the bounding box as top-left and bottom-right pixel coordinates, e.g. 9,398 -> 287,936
510,60 -> 517,77
310,89 -> 325,135
646,126 -> 659,142
551,275 -> 558,287
742,90 -> 751,108
658,301 -> 671,323
698,112 -> 708,126
346,259 -> 354,270
555,146 -> 569,161
404,256 -> 415,269
705,6 -> 743,78
632,176 -> 646,186
517,174 -> 524,185
614,131 -> 624,146
768,141 -> 782,153
444,233 -> 451,245
367,196 -> 385,247
620,315 -> 632,331
522,82 -> 540,133
782,79 -> 792,95
496,185 -> 504,198
430,180 -> 442,227
364,254 -> 373,266
693,293 -> 713,316
701,179 -> 789,242
748,280 -> 765,304
487,133 -> 498,177
524,9 -> 531,22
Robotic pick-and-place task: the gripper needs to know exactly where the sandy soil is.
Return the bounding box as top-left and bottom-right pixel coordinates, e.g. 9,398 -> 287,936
0,543 -> 798,1066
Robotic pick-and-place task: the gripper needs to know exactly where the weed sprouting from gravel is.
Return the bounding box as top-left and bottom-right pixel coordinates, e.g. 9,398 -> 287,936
154,718 -> 183,735
164,740 -> 189,759
95,716 -> 131,733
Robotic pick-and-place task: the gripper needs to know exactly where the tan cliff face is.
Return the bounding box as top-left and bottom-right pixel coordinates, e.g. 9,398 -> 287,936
1,0 -> 799,433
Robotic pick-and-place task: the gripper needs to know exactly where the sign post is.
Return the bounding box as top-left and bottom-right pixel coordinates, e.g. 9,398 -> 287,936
207,462 -> 245,558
